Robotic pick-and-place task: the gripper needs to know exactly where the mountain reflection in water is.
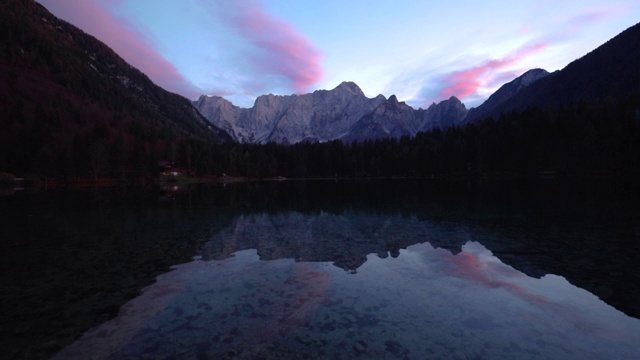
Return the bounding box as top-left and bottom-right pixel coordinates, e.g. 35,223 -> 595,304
3,179 -> 640,359
54,210 -> 640,359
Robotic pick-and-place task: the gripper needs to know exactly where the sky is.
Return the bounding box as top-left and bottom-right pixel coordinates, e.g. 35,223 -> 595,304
37,0 -> 640,109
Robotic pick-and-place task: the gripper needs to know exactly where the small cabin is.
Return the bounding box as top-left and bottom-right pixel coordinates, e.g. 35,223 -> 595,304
158,161 -> 174,174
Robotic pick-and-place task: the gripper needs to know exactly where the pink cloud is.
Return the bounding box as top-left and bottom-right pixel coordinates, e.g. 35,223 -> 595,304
223,0 -> 323,93
423,6 -> 627,107
487,70 -> 523,88
37,0 -> 201,99
541,10 -> 615,45
439,42 -> 549,101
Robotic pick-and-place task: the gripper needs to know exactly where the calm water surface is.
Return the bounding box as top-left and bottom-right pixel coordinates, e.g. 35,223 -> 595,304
1,180 -> 639,359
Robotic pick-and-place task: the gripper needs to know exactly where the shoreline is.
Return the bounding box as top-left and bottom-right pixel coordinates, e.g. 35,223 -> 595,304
1,171 -> 638,193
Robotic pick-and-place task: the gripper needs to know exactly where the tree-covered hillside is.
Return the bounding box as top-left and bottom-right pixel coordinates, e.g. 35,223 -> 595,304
203,98 -> 640,179
1,0 -> 638,181
0,0 -> 231,179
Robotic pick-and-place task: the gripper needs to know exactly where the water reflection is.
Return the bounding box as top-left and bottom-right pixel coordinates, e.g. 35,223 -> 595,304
198,211 -> 468,270
3,180 -> 640,359
54,212 -> 640,359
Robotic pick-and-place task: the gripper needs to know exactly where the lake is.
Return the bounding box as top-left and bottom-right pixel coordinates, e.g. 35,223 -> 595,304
1,179 -> 640,359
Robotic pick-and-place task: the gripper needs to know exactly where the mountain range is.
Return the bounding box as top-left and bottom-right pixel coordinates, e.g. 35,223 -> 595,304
1,0 -> 639,178
194,21 -> 640,145
194,82 -> 468,144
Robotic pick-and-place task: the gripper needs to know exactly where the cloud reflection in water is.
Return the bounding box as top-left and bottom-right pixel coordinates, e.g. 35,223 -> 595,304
54,230 -> 640,359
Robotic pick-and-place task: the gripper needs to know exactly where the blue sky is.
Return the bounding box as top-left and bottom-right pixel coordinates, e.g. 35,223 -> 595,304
38,0 -> 640,109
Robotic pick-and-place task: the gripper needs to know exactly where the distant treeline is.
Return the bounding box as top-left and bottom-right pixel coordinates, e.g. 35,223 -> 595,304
2,0 -> 639,181
201,97 -> 640,179
2,95 -> 640,180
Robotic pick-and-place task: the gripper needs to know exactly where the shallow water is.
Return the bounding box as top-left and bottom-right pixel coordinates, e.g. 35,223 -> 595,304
2,179 -> 640,359
55,243 -> 640,359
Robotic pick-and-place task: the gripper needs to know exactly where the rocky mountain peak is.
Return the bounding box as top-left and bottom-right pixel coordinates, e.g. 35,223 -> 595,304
254,93 -> 284,108
464,68 -> 551,123
445,96 -> 466,110
512,68 -> 550,91
386,94 -> 401,110
334,81 -> 365,96
420,97 -> 468,131
194,94 -> 235,109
